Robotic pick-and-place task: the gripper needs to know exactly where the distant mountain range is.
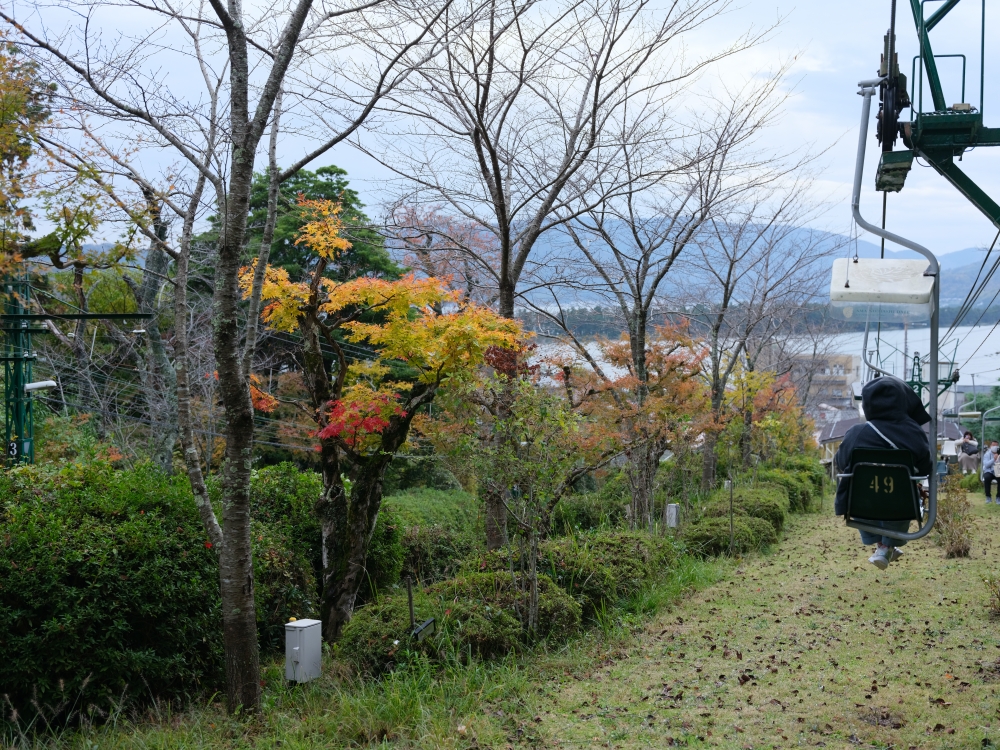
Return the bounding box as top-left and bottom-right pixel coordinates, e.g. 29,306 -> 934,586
71,233 -> 1000,310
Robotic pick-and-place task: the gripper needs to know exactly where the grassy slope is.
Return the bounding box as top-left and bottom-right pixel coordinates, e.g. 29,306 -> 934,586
532,496 -> 1000,749
9,557 -> 726,749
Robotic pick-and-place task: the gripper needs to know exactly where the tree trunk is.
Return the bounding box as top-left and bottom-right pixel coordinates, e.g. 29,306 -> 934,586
701,431 -> 719,491
498,278 -> 516,319
626,444 -> 659,534
133,213 -> 177,473
740,405 -> 753,467
319,385 -> 435,640
213,157 -> 261,712
320,455 -> 389,641
484,488 -> 510,549
173,176 -> 221,545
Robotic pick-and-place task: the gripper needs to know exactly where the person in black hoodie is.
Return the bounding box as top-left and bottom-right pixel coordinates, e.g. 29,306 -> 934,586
835,376 -> 933,570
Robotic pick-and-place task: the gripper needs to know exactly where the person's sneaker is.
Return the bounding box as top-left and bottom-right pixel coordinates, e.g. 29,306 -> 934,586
888,547 -> 904,563
868,545 -> 891,570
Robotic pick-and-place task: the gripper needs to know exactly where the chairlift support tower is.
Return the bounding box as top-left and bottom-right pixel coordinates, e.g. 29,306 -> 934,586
1,268 -> 150,466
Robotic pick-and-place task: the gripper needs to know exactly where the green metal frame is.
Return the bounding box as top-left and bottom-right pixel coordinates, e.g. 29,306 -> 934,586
1,271 -> 152,466
900,0 -> 1000,228
3,274 -> 34,465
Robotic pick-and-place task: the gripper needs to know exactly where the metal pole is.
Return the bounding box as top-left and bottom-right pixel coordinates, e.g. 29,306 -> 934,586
982,405 -> 1000,462
406,576 -> 415,630
3,272 -> 33,465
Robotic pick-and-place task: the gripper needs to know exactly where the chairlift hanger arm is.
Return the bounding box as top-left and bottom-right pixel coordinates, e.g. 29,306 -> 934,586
854,82 -> 940,275
850,78 -> 941,539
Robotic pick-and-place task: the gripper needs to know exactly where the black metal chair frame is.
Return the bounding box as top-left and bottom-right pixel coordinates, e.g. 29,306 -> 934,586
837,448 -> 929,536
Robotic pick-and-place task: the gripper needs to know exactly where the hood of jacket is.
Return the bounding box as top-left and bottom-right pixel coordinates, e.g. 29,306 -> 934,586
861,376 -> 930,425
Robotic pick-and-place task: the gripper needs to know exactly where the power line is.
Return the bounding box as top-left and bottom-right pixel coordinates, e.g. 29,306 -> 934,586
942,229 -> 1000,346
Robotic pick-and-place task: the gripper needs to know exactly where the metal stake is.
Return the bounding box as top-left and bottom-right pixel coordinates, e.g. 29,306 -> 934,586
406,576 -> 415,630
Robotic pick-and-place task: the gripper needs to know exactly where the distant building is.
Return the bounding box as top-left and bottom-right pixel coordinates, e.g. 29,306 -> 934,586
793,354 -> 862,413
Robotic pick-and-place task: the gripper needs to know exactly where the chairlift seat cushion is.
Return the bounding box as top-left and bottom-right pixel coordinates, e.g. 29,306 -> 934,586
844,448 -> 922,522
830,258 -> 934,304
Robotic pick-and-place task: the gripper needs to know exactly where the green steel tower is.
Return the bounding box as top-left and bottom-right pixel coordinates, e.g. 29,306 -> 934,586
3,272 -> 34,464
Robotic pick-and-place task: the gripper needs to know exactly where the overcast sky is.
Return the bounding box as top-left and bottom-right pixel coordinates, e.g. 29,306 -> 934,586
318,0 -> 999,258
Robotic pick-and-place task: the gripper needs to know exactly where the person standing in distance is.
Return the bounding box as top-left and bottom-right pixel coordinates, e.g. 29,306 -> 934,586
984,440 -> 999,504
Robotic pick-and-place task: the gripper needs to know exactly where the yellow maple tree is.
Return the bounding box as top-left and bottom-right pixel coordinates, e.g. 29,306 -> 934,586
239,196 -> 521,451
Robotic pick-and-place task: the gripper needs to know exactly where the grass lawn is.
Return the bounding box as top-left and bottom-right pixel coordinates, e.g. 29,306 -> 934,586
531,494 -> 1000,749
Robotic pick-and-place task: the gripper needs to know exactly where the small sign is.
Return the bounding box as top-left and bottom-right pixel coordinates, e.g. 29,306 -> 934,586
411,618 -> 436,642
7,441 -> 17,458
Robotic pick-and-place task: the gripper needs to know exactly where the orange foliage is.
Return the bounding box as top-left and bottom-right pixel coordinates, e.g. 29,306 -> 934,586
249,374 -> 279,413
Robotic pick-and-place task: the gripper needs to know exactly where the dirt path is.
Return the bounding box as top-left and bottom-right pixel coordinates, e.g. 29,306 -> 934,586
532,501 -> 1000,749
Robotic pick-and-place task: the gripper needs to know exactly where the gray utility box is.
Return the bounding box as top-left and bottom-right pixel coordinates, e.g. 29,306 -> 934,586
285,619 -> 322,683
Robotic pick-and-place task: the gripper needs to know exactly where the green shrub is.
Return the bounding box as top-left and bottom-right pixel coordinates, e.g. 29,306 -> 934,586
550,490 -> 627,532
598,470 -> 631,507
773,455 -> 825,494
539,531 -> 678,618
249,463 -> 404,604
756,468 -> 814,512
466,531 -> 679,619
753,481 -> 791,507
681,515 -> 776,557
960,472 -> 983,491
383,489 -> 482,583
745,516 -> 778,547
0,463 -> 223,721
432,572 -> 581,647
338,571 -> 581,674
359,507 -> 405,602
249,463 -> 323,579
252,520 -> 319,652
703,486 -> 788,532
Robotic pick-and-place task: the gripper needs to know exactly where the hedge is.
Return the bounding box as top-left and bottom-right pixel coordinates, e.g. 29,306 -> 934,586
681,515 -> 777,557
755,468 -> 815,512
249,463 -> 323,580
465,530 -> 679,619
773,455 -> 825,494
703,486 -> 789,533
338,571 -> 581,674
0,462 -> 329,722
0,463 -> 224,721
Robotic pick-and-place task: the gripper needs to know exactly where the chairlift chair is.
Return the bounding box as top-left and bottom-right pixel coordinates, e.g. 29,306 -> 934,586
828,76 -> 942,542
837,448 -> 928,533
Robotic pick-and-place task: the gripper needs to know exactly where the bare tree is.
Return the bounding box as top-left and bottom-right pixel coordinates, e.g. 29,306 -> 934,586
4,0 -> 454,711
372,0 -> 761,547
525,74 -> 791,525
680,183 -> 831,487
